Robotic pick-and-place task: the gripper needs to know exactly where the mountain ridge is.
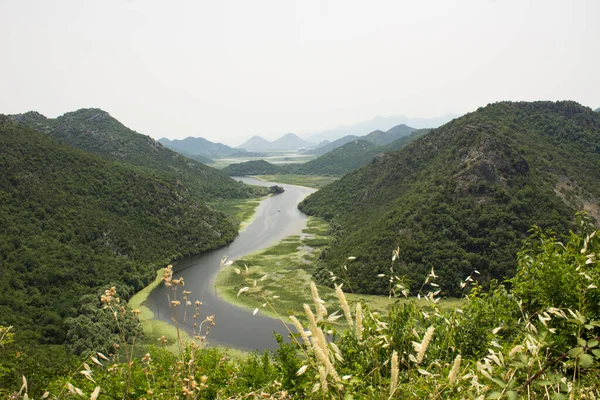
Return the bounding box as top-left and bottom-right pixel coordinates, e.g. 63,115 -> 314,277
237,133 -> 312,151
10,108 -> 263,202
299,101 -> 600,295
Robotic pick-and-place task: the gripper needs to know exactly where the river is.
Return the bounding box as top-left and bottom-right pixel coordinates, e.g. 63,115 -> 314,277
145,177 -> 316,351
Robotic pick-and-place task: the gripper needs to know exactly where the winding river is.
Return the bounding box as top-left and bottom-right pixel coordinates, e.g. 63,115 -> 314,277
145,177 -> 316,351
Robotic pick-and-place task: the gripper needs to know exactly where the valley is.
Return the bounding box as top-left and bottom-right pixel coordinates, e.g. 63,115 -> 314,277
2,101 -> 600,399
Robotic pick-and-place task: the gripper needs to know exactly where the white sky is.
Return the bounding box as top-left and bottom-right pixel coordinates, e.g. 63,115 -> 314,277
1,0 -> 598,146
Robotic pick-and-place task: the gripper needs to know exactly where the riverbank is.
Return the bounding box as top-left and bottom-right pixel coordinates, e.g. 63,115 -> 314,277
215,216 -> 464,324
215,195 -> 267,231
128,192 -> 268,357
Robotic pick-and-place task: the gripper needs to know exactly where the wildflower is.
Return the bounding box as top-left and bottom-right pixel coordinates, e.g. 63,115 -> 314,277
289,316 -> 311,348
390,350 -> 399,396
355,303 -> 363,341
335,284 -> 353,327
448,354 -> 462,385
413,326 -> 435,364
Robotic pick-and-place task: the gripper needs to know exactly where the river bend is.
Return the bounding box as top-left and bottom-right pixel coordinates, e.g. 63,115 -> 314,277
145,177 -> 316,351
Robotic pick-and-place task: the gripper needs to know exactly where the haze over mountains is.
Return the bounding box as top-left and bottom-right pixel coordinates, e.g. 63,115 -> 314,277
237,133 -> 312,151
306,114 -> 456,143
158,136 -> 263,162
223,129 -> 428,177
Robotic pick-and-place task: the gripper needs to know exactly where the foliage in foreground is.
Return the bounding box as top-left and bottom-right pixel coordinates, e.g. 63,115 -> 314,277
2,218 -> 600,399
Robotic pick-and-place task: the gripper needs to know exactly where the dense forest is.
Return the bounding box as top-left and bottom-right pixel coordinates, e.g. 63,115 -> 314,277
0,115 -> 266,375
299,101 -> 600,295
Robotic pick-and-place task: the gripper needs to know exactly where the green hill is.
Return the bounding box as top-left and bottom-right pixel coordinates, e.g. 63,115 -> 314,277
10,109 -> 261,202
299,101 -> 600,295
297,140 -> 377,176
0,116 -> 244,349
364,124 -> 416,145
221,159 -> 285,175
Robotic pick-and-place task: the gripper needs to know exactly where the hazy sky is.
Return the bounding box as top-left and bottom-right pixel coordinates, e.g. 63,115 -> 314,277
1,0 -> 598,146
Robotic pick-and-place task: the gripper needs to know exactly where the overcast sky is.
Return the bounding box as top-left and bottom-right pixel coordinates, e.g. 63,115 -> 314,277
1,0 -> 598,146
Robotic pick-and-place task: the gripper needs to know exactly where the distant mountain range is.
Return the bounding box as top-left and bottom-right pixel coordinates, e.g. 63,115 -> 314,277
305,123 -> 417,155
306,114 -> 456,143
222,129 -> 428,177
158,137 -> 264,162
237,133 -> 312,151
595,107 -> 600,112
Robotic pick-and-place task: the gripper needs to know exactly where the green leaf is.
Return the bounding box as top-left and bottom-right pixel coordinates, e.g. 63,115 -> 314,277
578,353 -> 594,368
486,392 -> 502,399
592,349 -> 600,358
587,339 -> 598,348
568,347 -> 584,358
577,337 -> 587,347
552,394 -> 567,400
535,380 -> 553,386
507,390 -> 518,400
491,378 -> 507,388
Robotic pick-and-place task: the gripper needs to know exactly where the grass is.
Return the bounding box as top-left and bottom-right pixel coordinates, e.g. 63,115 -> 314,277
214,196 -> 266,230
253,174 -> 338,189
214,217 -> 464,326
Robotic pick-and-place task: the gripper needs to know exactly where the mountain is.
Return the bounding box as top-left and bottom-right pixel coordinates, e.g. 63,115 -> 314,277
0,116 -> 244,350
304,124 -> 417,155
237,133 -> 312,151
10,109 -> 262,202
307,114 -> 456,143
304,135 -> 360,155
297,140 -> 377,176
299,101 -> 600,296
237,135 -> 274,151
298,130 -> 428,176
270,133 -> 312,150
363,124 -> 417,146
595,107 -> 600,112
159,136 -> 263,160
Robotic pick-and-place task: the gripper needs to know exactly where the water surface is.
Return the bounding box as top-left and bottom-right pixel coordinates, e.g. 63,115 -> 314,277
146,177 -> 316,350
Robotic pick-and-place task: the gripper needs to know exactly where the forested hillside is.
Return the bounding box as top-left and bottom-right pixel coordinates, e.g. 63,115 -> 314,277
222,159 -> 285,175
10,109 -> 263,202
299,101 -> 600,295
364,124 -> 416,145
0,116 -> 245,353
